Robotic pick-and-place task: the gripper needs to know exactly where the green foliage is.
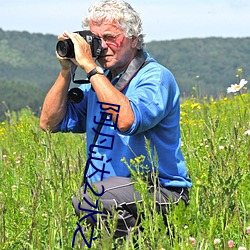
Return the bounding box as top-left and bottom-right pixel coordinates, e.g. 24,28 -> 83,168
0,109 -> 85,249
0,29 -> 62,121
0,79 -> 46,121
181,95 -> 250,249
0,28 -> 60,88
0,93 -> 249,249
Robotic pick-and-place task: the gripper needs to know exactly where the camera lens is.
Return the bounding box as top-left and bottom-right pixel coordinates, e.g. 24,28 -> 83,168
68,88 -> 84,103
56,39 -> 74,58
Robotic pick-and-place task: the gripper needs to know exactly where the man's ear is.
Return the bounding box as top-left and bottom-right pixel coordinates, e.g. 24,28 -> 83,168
131,36 -> 139,48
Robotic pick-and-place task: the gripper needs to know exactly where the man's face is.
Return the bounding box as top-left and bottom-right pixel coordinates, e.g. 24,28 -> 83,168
89,20 -> 138,73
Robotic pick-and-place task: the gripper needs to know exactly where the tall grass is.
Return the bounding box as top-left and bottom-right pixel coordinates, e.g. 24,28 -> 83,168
0,93 -> 249,249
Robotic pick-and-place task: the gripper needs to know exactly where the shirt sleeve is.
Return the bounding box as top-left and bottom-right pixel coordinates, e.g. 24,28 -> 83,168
120,63 -> 180,135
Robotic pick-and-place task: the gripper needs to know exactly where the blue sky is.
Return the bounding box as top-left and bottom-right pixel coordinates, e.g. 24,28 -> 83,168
1,0 -> 250,42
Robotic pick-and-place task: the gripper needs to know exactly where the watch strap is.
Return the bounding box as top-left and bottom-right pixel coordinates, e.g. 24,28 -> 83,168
87,67 -> 103,80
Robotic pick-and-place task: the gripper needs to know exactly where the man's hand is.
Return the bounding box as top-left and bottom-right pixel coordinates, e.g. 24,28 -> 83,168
62,31 -> 96,73
56,33 -> 79,71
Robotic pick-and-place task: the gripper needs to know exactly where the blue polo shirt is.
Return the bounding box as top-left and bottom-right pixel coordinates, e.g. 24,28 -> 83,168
58,52 -> 192,188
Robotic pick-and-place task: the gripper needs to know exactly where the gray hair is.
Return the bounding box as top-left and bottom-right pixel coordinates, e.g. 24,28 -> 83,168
82,0 -> 145,49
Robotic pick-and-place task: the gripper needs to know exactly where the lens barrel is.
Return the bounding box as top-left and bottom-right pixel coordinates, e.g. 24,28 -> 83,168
56,39 -> 75,58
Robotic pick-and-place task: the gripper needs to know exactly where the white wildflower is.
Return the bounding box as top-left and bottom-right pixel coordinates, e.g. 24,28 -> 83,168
227,79 -> 248,93
238,247 -> 246,250
214,238 -> 221,244
244,130 -> 250,136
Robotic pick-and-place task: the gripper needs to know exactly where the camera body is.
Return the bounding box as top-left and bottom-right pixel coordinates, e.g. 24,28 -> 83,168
56,30 -> 102,58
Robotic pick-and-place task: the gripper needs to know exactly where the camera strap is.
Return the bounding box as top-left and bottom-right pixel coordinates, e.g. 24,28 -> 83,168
81,50 -> 150,185
113,49 -> 148,91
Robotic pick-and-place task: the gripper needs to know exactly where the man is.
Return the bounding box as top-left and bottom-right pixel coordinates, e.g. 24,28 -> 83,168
40,0 -> 192,240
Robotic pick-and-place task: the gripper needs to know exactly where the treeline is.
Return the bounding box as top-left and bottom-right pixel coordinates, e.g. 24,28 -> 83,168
0,28 -> 250,120
0,29 -> 60,120
0,80 -> 46,120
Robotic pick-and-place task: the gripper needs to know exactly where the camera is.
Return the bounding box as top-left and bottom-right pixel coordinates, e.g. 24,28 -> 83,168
56,30 -> 102,58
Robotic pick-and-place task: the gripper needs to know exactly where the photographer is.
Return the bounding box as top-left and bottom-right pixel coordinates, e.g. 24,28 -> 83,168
40,0 -> 192,241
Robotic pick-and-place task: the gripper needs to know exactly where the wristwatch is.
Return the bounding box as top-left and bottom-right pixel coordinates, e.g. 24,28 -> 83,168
87,66 -> 104,80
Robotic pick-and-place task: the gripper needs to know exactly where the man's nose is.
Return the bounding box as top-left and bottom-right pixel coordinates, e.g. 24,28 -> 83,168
101,38 -> 108,49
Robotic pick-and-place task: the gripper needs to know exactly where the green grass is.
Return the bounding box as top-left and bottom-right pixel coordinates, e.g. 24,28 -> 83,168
0,93 -> 249,249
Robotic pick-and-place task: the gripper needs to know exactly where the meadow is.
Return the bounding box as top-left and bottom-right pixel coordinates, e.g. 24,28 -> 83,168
0,89 -> 249,249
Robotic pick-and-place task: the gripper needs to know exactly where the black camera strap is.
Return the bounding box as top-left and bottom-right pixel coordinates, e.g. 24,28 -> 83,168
81,50 -> 150,185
